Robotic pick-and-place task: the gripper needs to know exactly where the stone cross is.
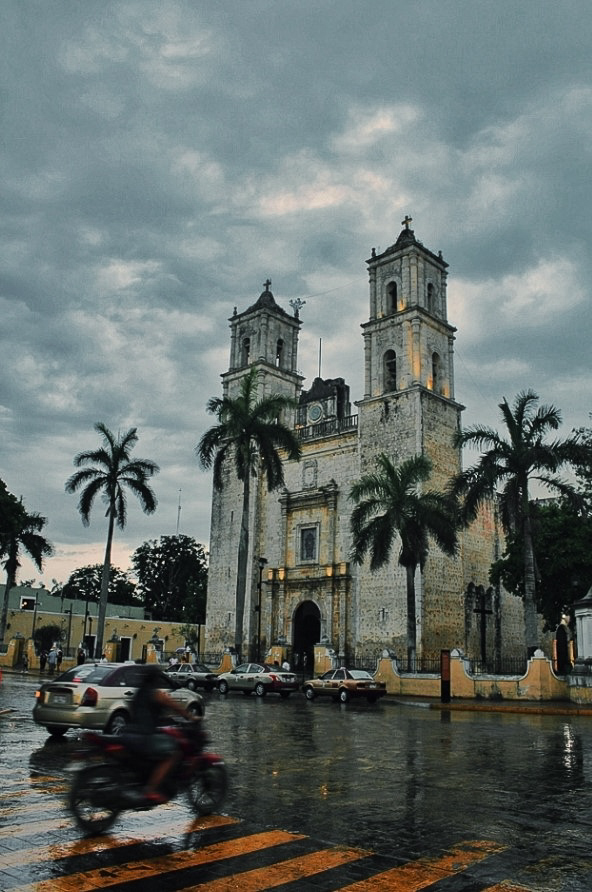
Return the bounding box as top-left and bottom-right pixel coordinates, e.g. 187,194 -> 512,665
401,215 -> 413,229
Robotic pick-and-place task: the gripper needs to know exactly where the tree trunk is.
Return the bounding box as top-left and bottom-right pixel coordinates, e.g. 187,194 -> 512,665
234,471 -> 251,660
0,572 -> 15,644
405,563 -> 417,670
0,543 -> 18,643
522,508 -> 538,658
94,512 -> 115,660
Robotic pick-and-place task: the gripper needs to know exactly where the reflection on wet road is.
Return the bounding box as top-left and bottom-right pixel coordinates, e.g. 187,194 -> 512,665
1,673 -> 591,890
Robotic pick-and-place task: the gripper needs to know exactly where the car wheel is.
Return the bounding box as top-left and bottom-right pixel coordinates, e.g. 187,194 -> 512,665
218,680 -> 229,695
304,687 -> 316,701
47,725 -> 67,737
107,711 -> 129,734
255,682 -> 266,697
186,680 -> 196,691
187,701 -> 204,718
339,688 -> 350,704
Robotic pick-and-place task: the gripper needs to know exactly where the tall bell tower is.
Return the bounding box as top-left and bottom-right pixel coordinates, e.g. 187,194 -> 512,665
223,280 -> 303,409
357,217 -> 463,487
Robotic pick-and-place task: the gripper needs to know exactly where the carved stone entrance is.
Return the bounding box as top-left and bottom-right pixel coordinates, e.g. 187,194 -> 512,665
292,600 -> 320,677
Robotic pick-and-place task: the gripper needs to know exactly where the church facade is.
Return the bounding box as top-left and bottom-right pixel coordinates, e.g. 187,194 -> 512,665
204,222 -> 525,668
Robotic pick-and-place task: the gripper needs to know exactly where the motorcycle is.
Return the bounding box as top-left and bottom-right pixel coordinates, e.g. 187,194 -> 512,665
67,721 -> 227,834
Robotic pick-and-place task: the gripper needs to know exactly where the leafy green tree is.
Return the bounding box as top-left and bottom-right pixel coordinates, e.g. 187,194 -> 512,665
34,623 -> 63,654
451,390 -> 587,656
65,423 -> 159,659
0,480 -> 53,643
574,414 -> 592,510
61,564 -> 138,607
132,535 -> 208,622
490,500 -> 592,632
196,367 -> 301,657
350,453 -> 458,668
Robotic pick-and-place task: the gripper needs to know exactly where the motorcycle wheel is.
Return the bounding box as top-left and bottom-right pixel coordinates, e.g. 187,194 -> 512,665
187,760 -> 228,816
68,764 -> 122,835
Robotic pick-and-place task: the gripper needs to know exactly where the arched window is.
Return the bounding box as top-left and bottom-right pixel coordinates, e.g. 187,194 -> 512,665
427,283 -> 435,314
276,338 -> 284,368
384,350 -> 397,392
241,337 -> 250,366
431,352 -> 441,392
387,282 -> 397,315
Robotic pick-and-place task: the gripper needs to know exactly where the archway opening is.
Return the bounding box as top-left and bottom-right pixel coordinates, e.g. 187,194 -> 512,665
292,600 -> 320,678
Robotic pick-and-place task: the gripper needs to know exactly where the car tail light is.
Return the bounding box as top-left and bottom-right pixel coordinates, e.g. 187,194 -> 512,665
35,689 -> 44,703
269,674 -> 279,682
80,687 -> 98,706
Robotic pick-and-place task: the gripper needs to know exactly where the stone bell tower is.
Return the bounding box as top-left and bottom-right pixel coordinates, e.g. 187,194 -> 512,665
206,281 -> 304,653
357,216 -> 462,488
355,217 -> 465,656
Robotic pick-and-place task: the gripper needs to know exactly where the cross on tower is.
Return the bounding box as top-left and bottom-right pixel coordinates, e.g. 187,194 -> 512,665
401,215 -> 413,230
263,278 -> 272,291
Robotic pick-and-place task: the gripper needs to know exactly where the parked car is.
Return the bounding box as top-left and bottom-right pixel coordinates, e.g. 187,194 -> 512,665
302,668 -> 387,703
33,662 -> 205,737
217,662 -> 299,698
165,661 -> 218,691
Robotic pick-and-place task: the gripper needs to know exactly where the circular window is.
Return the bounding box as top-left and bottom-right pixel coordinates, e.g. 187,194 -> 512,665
307,403 -> 323,423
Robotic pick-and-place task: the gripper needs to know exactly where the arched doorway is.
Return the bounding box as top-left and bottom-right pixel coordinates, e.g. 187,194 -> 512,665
292,600 -> 321,678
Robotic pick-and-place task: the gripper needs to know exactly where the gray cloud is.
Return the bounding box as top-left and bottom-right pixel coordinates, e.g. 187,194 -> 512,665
2,0 -> 591,582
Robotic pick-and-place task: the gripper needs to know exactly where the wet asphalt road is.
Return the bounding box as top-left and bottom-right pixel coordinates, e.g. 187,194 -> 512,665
1,671 -> 592,890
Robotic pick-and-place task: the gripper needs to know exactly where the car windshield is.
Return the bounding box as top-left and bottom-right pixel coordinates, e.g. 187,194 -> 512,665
348,670 -> 373,680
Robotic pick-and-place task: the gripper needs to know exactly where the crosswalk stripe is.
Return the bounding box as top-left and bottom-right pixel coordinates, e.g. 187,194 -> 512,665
6,828 -> 310,892
0,815 -> 239,869
175,846 -> 371,891
335,840 -> 507,891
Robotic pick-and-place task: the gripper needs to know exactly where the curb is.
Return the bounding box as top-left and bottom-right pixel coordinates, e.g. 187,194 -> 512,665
388,696 -> 592,717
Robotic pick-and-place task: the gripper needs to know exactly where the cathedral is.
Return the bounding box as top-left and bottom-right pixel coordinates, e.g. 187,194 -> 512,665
204,221 -> 525,668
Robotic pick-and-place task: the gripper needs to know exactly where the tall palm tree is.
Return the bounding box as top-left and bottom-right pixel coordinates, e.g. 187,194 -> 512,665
350,453 -> 458,669
65,423 -> 159,658
0,493 -> 53,643
451,389 -> 587,656
196,368 -> 301,657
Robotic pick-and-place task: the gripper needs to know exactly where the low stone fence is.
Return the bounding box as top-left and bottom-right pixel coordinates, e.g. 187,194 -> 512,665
373,648 -> 592,706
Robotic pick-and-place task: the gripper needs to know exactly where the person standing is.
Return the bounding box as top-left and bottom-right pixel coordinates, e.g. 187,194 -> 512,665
47,648 -> 57,675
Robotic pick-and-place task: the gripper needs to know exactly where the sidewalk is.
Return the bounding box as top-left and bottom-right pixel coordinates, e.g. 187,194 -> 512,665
388,694 -> 592,716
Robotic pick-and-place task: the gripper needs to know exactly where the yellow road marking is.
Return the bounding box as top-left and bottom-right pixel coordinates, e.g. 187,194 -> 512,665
7,829 -> 309,892
176,846 -> 370,891
0,815 -> 239,869
336,840 -> 507,891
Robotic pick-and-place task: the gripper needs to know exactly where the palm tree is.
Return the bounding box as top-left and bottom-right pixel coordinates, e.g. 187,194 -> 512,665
0,493 -> 53,643
451,389 -> 587,657
350,453 -> 458,669
196,368 -> 301,658
65,423 -> 159,659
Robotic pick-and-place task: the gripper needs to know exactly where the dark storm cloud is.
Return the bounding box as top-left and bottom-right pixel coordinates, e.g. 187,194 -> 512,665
2,0 -> 591,581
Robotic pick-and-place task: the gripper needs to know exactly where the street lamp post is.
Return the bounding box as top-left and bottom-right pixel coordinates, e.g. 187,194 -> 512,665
65,608 -> 73,656
256,557 -> 267,662
31,592 -> 41,643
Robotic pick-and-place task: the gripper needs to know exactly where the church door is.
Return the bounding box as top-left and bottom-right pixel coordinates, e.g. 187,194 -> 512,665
292,600 -> 320,678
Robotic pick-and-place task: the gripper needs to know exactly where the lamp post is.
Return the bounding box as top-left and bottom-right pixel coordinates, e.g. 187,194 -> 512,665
256,556 -> 267,662
31,592 -> 41,642
65,608 -> 73,656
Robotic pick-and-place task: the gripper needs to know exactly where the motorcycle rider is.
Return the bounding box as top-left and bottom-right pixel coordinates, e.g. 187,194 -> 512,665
124,663 -> 200,805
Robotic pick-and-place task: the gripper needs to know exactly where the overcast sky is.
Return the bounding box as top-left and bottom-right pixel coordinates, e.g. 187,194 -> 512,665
2,1 -> 591,587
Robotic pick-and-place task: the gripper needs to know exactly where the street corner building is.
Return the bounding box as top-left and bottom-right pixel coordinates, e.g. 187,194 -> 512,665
204,221 -> 526,668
